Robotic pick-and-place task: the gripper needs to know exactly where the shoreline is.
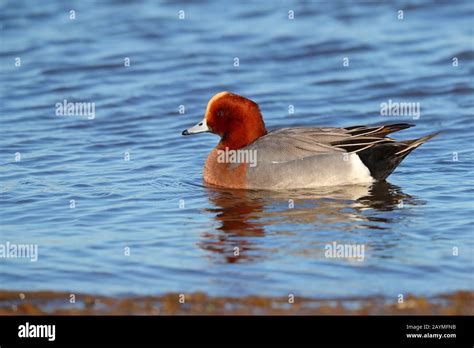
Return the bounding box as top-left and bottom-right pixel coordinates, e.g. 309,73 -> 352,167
1,290 -> 472,315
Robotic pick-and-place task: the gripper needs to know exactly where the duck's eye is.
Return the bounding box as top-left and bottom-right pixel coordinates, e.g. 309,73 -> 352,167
217,109 -> 224,117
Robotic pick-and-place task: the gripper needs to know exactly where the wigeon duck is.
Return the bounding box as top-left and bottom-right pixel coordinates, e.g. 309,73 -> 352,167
182,92 -> 438,189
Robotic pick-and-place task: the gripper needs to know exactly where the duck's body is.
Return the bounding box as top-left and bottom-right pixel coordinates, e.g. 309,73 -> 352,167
183,92 -> 438,189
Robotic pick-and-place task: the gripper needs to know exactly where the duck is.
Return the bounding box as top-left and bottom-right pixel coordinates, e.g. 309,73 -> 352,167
182,92 -> 438,189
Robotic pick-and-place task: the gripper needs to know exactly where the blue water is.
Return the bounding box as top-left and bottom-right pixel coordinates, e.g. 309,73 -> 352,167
1,0 -> 473,299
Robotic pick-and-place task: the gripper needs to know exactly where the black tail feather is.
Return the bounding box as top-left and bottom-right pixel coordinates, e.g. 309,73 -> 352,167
358,132 -> 439,181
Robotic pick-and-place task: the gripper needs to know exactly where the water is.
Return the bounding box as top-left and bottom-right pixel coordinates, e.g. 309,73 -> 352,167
0,0 -> 473,300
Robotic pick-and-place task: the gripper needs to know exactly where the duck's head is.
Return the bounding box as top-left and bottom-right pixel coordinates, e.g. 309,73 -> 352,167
182,92 -> 267,149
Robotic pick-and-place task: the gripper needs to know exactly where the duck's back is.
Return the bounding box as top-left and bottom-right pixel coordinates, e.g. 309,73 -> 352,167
243,127 -> 373,189
242,124 -> 437,189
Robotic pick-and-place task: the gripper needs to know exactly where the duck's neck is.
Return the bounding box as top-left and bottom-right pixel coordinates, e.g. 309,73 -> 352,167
217,120 -> 267,150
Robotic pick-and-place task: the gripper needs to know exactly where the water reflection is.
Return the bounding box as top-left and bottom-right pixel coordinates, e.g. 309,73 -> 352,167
199,181 -> 423,262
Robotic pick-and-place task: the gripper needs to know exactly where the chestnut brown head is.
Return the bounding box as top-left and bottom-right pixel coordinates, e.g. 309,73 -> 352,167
182,92 -> 267,149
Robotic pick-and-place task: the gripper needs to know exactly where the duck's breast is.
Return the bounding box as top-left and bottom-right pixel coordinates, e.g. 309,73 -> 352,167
203,149 -> 247,188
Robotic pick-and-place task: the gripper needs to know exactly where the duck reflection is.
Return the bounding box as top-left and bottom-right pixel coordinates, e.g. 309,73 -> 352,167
198,181 -> 423,263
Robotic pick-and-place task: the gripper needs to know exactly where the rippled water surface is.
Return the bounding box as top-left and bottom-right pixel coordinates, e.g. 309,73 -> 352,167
1,0 -> 473,299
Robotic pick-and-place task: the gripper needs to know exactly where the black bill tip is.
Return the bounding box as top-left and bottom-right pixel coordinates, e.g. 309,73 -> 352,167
182,129 -> 190,136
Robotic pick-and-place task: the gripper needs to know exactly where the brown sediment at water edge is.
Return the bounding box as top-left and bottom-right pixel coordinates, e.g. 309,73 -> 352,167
0,290 -> 472,315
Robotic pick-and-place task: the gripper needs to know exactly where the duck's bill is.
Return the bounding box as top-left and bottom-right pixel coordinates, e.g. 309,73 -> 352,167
182,119 -> 209,136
